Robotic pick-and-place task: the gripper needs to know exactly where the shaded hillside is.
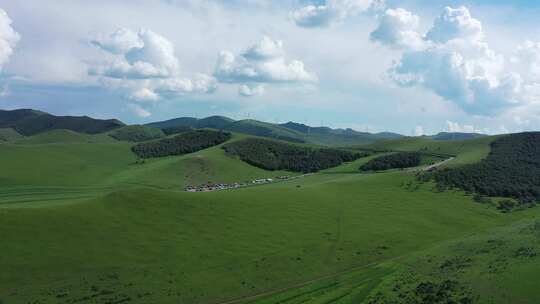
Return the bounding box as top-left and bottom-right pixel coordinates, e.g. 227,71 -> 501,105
147,116 -> 404,146
162,126 -> 193,135
0,109 -> 124,135
132,130 -> 231,158
224,120 -> 306,143
434,132 -> 540,204
430,132 -> 486,141
109,125 -> 165,142
15,129 -> 117,144
360,152 -> 421,171
223,138 -> 365,172
146,115 -> 233,130
279,121 -> 403,145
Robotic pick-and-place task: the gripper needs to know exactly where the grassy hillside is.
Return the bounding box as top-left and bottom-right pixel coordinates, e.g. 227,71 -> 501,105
225,119 -> 306,143
0,108 -> 124,135
14,129 -> 117,144
147,116 -> 405,146
146,115 -> 233,129
430,132 -> 486,141
280,122 -> 403,146
108,125 -> 165,142
360,135 -> 498,166
0,128 -> 22,142
1,169 -> 534,304
0,131 -> 539,304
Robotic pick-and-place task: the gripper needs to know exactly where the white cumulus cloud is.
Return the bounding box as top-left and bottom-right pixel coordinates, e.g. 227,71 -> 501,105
425,6 -> 483,44
129,87 -> 159,102
155,73 -> 217,96
128,103 -> 152,118
90,29 -> 179,79
214,36 -> 316,95
370,8 -> 423,50
291,0 -> 384,28
0,8 -> 20,70
239,84 -> 265,97
89,28 -> 216,107
446,120 -> 480,133
371,6 -> 532,116
91,28 -> 143,55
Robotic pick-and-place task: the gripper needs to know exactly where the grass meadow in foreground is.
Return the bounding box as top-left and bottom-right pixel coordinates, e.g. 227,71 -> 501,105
0,133 -> 538,303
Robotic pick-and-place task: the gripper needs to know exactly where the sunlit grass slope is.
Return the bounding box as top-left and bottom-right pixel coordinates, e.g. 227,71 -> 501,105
1,171 -> 525,304
0,128 -> 22,142
361,135 -> 499,166
0,131 -> 538,304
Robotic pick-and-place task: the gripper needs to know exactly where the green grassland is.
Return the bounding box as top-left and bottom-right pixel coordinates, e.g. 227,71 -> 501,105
0,128 -> 23,142
108,125 -> 166,142
360,135 -> 499,166
0,130 -> 539,304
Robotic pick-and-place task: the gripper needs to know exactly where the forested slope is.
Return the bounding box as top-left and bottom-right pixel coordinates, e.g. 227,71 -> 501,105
434,132 -> 540,203
223,138 -> 366,172
132,130 -> 231,158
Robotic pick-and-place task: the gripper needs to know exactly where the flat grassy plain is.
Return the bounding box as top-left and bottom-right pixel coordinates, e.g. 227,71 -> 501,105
1,132 -> 538,303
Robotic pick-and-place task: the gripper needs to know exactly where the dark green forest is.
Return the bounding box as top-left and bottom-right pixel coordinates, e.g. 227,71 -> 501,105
360,152 -> 421,171
162,126 -> 193,135
109,125 -> 165,142
132,130 -> 231,158
435,132 -> 540,203
223,138 -> 365,173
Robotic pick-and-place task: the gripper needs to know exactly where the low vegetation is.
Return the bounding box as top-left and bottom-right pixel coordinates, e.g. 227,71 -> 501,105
0,128 -> 22,142
434,132 -> 540,204
132,129 -> 231,158
223,138 -> 365,173
109,125 -> 165,142
360,152 -> 421,171
3,107 -> 540,304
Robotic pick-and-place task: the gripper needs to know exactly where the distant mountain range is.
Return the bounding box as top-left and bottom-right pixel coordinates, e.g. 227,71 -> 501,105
0,109 -> 124,136
428,132 -> 486,141
0,108 -> 488,145
147,116 -> 405,145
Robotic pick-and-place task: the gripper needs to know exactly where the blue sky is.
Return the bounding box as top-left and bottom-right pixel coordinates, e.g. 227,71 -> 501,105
0,0 -> 539,135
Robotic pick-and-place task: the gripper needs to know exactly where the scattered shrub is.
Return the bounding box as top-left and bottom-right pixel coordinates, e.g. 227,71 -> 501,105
473,194 -> 492,204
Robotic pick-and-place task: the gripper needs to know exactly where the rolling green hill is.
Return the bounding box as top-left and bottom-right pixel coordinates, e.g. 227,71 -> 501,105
146,115 -> 234,130
146,116 -> 405,146
14,129 -> 118,144
224,119 -> 306,143
359,135 -> 498,166
108,125 -> 165,142
430,132 -> 486,141
0,128 -> 22,142
0,108 -> 124,135
279,121 -> 403,145
0,112 -> 539,304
